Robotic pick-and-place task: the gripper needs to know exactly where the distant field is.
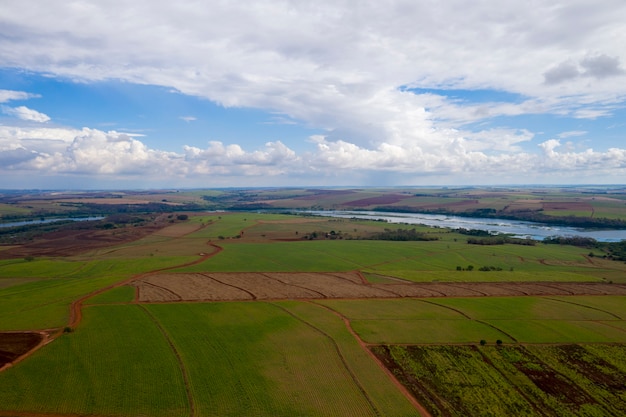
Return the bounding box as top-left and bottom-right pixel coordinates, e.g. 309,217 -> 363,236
1,206 -> 626,417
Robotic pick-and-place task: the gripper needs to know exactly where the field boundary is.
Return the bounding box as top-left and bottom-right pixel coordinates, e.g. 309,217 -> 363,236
269,302 -> 383,417
133,273 -> 626,302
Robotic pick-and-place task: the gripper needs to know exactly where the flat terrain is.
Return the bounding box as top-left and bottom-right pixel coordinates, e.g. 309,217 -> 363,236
1,202 -> 626,417
134,272 -> 626,302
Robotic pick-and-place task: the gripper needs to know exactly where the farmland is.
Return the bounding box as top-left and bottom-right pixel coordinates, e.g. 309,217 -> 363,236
1,188 -> 626,416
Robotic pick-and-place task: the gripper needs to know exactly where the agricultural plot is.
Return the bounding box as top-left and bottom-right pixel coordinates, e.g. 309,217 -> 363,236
0,305 -> 190,417
173,236 -> 624,284
133,271 -> 626,302
320,296 -> 626,344
2,208 -> 626,417
0,301 -> 417,417
372,344 -> 626,417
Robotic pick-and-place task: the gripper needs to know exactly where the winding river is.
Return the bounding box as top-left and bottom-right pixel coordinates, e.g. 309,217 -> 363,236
307,210 -> 626,242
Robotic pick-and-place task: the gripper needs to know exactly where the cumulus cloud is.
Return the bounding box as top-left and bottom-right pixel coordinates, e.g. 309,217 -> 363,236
0,2 -> 625,185
544,54 -> 625,85
544,61 -> 581,85
0,89 -> 39,103
0,124 -> 624,186
580,54 -> 625,79
2,105 -> 50,122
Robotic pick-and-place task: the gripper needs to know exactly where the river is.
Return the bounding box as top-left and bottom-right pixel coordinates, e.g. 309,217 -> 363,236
0,216 -> 105,229
306,210 -> 626,242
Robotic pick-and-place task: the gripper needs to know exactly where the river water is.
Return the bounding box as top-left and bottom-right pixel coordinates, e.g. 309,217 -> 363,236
0,216 -> 104,229
306,210 -> 626,242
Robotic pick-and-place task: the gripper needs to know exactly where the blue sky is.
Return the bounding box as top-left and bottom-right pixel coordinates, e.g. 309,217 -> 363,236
1,1 -> 625,189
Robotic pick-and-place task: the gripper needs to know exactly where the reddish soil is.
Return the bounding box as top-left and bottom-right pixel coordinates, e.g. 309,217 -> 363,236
134,272 -> 626,302
341,194 -> 412,207
0,214 -> 178,259
0,331 -> 50,371
294,189 -> 357,200
542,201 -> 594,213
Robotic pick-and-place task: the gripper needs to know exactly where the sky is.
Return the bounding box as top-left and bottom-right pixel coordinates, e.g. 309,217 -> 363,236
1,1 -> 625,189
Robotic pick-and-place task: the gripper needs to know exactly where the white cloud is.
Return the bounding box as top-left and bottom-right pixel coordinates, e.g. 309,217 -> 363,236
0,89 -> 39,103
557,130 -> 587,138
0,1 -> 626,185
180,116 -> 196,122
2,105 -> 50,122
0,124 -> 624,186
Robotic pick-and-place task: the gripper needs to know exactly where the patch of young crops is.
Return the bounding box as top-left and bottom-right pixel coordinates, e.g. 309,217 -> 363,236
374,343 -> 626,416
525,344 -> 626,414
485,344 -> 626,416
431,296 -> 620,321
365,269 -> 597,283
187,213 -> 287,239
428,297 -> 626,343
319,298 -> 465,320
371,344 -> 538,416
0,277 -> 43,290
276,300 -> 418,416
353,319 -> 513,344
0,275 -> 125,330
147,301 -> 416,417
487,319 -> 626,343
550,295 -> 626,318
0,255 -> 194,330
177,240 -> 455,273
85,285 -> 136,304
0,258 -> 89,278
318,299 -> 511,344
0,305 -> 188,417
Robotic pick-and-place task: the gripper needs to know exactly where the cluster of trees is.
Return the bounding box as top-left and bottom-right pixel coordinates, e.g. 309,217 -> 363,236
543,236 -> 597,247
369,228 -> 439,241
456,265 -> 508,271
543,235 -> 626,262
302,230 -> 344,240
467,236 -> 536,246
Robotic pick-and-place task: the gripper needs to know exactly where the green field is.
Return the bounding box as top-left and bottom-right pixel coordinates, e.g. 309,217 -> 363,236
320,296 -> 626,344
1,210 -> 626,416
0,302 -> 416,417
373,343 -> 626,417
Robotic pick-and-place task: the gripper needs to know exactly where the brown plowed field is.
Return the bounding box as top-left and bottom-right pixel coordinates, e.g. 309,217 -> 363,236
134,272 -> 626,302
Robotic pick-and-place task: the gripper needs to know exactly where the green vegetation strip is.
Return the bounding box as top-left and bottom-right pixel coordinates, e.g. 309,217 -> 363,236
145,302 -> 417,417
372,344 -> 626,416
0,257 -> 192,330
321,297 -> 626,344
0,305 -> 189,416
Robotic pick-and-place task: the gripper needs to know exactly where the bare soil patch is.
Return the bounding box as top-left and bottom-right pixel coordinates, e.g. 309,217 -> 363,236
542,201 -> 593,213
0,214 -> 179,259
341,194 -> 412,207
134,272 -> 626,302
0,332 -> 45,370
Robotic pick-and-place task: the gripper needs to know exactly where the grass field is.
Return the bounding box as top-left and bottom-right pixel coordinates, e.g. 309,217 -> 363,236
0,302 -> 417,417
1,210 -> 626,416
319,296 -> 626,344
0,305 -> 190,416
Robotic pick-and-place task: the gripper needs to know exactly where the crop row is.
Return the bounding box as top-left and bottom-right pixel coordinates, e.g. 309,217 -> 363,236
0,302 -> 417,417
373,343 -> 626,416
